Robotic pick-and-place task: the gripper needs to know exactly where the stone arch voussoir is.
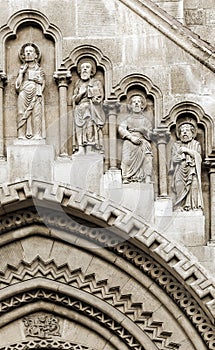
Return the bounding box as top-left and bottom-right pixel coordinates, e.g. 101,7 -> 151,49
0,181 -> 214,349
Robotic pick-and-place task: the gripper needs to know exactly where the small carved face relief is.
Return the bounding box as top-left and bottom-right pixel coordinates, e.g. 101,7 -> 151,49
179,123 -> 193,143
80,62 -> 92,81
131,96 -> 143,113
23,45 -> 37,62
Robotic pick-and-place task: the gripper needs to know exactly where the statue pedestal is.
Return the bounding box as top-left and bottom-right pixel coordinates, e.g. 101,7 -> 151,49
155,197 -> 205,246
7,140 -> 54,183
54,153 -> 104,194
102,173 -> 154,222
102,169 -> 122,191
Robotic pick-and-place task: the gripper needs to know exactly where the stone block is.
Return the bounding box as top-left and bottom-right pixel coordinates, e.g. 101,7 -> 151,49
54,153 -> 104,194
189,245 -> 215,278
101,169 -> 122,192
102,181 -> 154,222
7,141 -> 54,183
154,197 -> 173,232
156,209 -> 206,246
0,159 -> 7,183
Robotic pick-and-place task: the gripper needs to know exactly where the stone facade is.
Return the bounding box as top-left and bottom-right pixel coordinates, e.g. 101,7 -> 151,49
0,1 -> 214,349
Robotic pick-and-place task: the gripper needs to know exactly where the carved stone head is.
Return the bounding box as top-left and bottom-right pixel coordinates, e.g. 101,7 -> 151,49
19,42 -> 41,63
77,58 -> 96,78
128,94 -> 147,113
176,117 -> 197,140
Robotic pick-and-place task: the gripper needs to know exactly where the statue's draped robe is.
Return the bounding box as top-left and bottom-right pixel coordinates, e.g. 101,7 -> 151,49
73,77 -> 105,150
118,113 -> 153,183
16,63 -> 45,139
170,139 -> 203,210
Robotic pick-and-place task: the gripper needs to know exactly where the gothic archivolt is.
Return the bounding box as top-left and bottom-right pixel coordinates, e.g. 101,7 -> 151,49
0,183 -> 214,349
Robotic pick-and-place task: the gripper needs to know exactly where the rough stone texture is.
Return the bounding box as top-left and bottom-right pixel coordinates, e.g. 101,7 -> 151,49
0,0 -> 215,349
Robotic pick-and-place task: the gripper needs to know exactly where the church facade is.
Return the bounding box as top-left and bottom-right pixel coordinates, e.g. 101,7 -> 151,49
0,0 -> 214,349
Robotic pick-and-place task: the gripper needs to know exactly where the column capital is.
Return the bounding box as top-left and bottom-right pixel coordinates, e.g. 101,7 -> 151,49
0,71 -> 7,88
103,100 -> 121,114
204,159 -> 215,173
153,129 -> 170,144
54,68 -> 72,88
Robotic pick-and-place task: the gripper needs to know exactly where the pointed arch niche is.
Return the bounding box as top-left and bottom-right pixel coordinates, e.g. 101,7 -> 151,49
110,74 -> 163,196
112,73 -> 163,129
165,101 -> 215,241
62,45 -> 112,156
0,9 -> 63,151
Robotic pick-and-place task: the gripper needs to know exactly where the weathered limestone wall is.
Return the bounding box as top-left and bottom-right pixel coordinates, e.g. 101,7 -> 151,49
184,0 -> 215,45
151,0 -> 215,45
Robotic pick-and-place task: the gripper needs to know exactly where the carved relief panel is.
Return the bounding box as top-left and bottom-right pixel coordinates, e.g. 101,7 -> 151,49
23,313 -> 61,339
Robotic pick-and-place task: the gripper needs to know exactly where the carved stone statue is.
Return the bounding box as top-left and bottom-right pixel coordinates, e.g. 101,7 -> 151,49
16,43 -> 45,139
118,95 -> 153,184
170,118 -> 203,211
72,58 -> 105,155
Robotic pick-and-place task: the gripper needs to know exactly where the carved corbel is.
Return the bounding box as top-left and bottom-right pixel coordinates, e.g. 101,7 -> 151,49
103,100 -> 121,170
54,67 -> 72,156
54,68 -> 72,88
154,129 -> 170,196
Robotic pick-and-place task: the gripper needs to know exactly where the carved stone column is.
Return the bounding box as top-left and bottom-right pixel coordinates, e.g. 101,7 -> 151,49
0,71 -> 7,159
155,130 -> 170,197
104,101 -> 120,170
206,161 -> 215,243
54,67 -> 71,156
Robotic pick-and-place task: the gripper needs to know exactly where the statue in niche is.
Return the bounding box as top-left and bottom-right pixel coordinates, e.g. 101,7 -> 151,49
118,95 -> 153,184
170,118 -> 203,211
72,58 -> 105,155
16,43 -> 45,139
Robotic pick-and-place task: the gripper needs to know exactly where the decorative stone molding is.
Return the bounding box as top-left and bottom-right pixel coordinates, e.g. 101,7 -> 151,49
54,66 -> 72,88
0,289 -> 146,350
0,181 -> 214,349
114,241 -> 215,349
0,181 -> 214,304
0,339 -> 96,350
0,9 -> 62,70
0,257 -> 181,349
119,0 -> 215,73
0,210 -> 214,348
